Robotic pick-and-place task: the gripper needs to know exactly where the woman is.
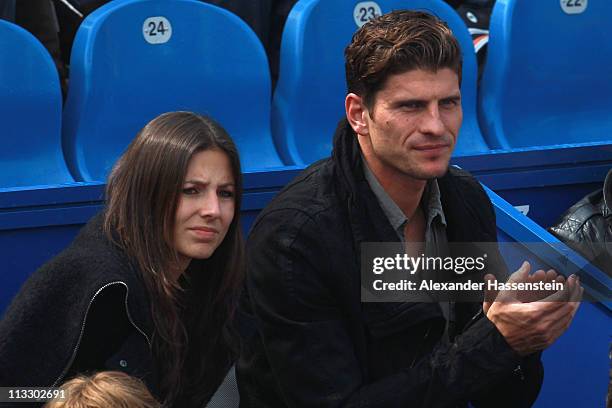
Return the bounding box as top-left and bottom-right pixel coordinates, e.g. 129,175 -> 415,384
0,112 -> 244,407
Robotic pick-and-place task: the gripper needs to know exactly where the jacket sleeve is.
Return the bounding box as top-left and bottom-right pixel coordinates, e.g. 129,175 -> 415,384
470,352 -> 543,408
456,174 -> 544,407
245,209 -> 530,408
0,257 -> 138,388
467,184 -> 544,407
0,259 -> 83,387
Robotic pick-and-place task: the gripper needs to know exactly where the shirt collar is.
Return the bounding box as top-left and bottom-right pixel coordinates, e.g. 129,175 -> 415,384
362,156 -> 447,236
424,176 -> 447,227
362,156 -> 407,233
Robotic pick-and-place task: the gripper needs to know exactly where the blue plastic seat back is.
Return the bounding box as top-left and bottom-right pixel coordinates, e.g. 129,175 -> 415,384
479,0 -> 612,149
272,0 -> 487,166
63,0 -> 283,182
0,20 -> 73,187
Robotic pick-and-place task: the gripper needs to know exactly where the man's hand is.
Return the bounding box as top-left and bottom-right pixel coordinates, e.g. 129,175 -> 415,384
483,262 -> 568,312
482,261 -> 583,356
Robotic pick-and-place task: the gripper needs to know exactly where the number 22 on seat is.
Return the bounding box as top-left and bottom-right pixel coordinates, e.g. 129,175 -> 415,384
560,0 -> 588,14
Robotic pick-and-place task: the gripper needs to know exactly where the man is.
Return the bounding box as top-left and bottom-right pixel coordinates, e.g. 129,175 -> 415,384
238,10 -> 582,407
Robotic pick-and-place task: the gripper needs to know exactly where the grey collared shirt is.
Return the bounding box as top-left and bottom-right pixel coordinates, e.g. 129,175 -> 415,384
362,158 -> 451,321
362,158 -> 448,249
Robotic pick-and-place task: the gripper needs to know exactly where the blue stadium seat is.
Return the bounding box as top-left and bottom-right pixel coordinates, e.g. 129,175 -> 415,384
63,0 -> 284,182
272,0 -> 487,166
479,0 -> 612,149
0,20 -> 73,187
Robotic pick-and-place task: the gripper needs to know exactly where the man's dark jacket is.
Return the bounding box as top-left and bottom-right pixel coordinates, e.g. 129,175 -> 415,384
238,120 -> 543,407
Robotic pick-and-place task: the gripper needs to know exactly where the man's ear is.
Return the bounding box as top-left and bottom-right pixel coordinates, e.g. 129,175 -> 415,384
345,93 -> 370,136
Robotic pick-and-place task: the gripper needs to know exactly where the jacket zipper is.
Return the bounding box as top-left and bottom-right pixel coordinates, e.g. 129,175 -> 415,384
51,281 -> 151,386
409,323 -> 433,368
463,308 -> 483,332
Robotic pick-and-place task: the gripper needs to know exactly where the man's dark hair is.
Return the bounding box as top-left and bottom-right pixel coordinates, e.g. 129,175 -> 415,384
345,10 -> 463,109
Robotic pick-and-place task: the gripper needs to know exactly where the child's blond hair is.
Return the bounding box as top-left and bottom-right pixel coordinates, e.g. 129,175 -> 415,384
44,371 -> 160,408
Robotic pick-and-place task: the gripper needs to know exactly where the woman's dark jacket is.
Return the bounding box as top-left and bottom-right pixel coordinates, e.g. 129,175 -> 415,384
237,120 -> 543,407
0,214 -> 232,407
0,215 -> 158,391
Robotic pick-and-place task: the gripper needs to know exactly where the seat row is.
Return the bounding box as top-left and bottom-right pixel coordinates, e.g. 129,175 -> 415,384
1,0 -> 610,188
275,0 -> 612,164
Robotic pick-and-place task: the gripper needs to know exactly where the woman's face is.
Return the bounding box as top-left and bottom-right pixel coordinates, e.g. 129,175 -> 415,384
174,149 -> 236,269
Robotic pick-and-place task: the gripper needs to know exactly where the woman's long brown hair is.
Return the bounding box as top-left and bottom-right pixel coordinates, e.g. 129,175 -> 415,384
103,111 -> 244,406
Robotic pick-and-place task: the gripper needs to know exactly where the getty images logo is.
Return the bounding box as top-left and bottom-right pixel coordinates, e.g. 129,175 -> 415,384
372,253 -> 488,275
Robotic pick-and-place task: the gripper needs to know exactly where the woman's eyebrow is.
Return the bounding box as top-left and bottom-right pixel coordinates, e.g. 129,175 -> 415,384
184,179 -> 235,187
183,178 -> 208,185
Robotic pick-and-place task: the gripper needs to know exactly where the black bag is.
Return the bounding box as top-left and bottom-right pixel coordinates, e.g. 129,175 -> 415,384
549,169 -> 612,276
